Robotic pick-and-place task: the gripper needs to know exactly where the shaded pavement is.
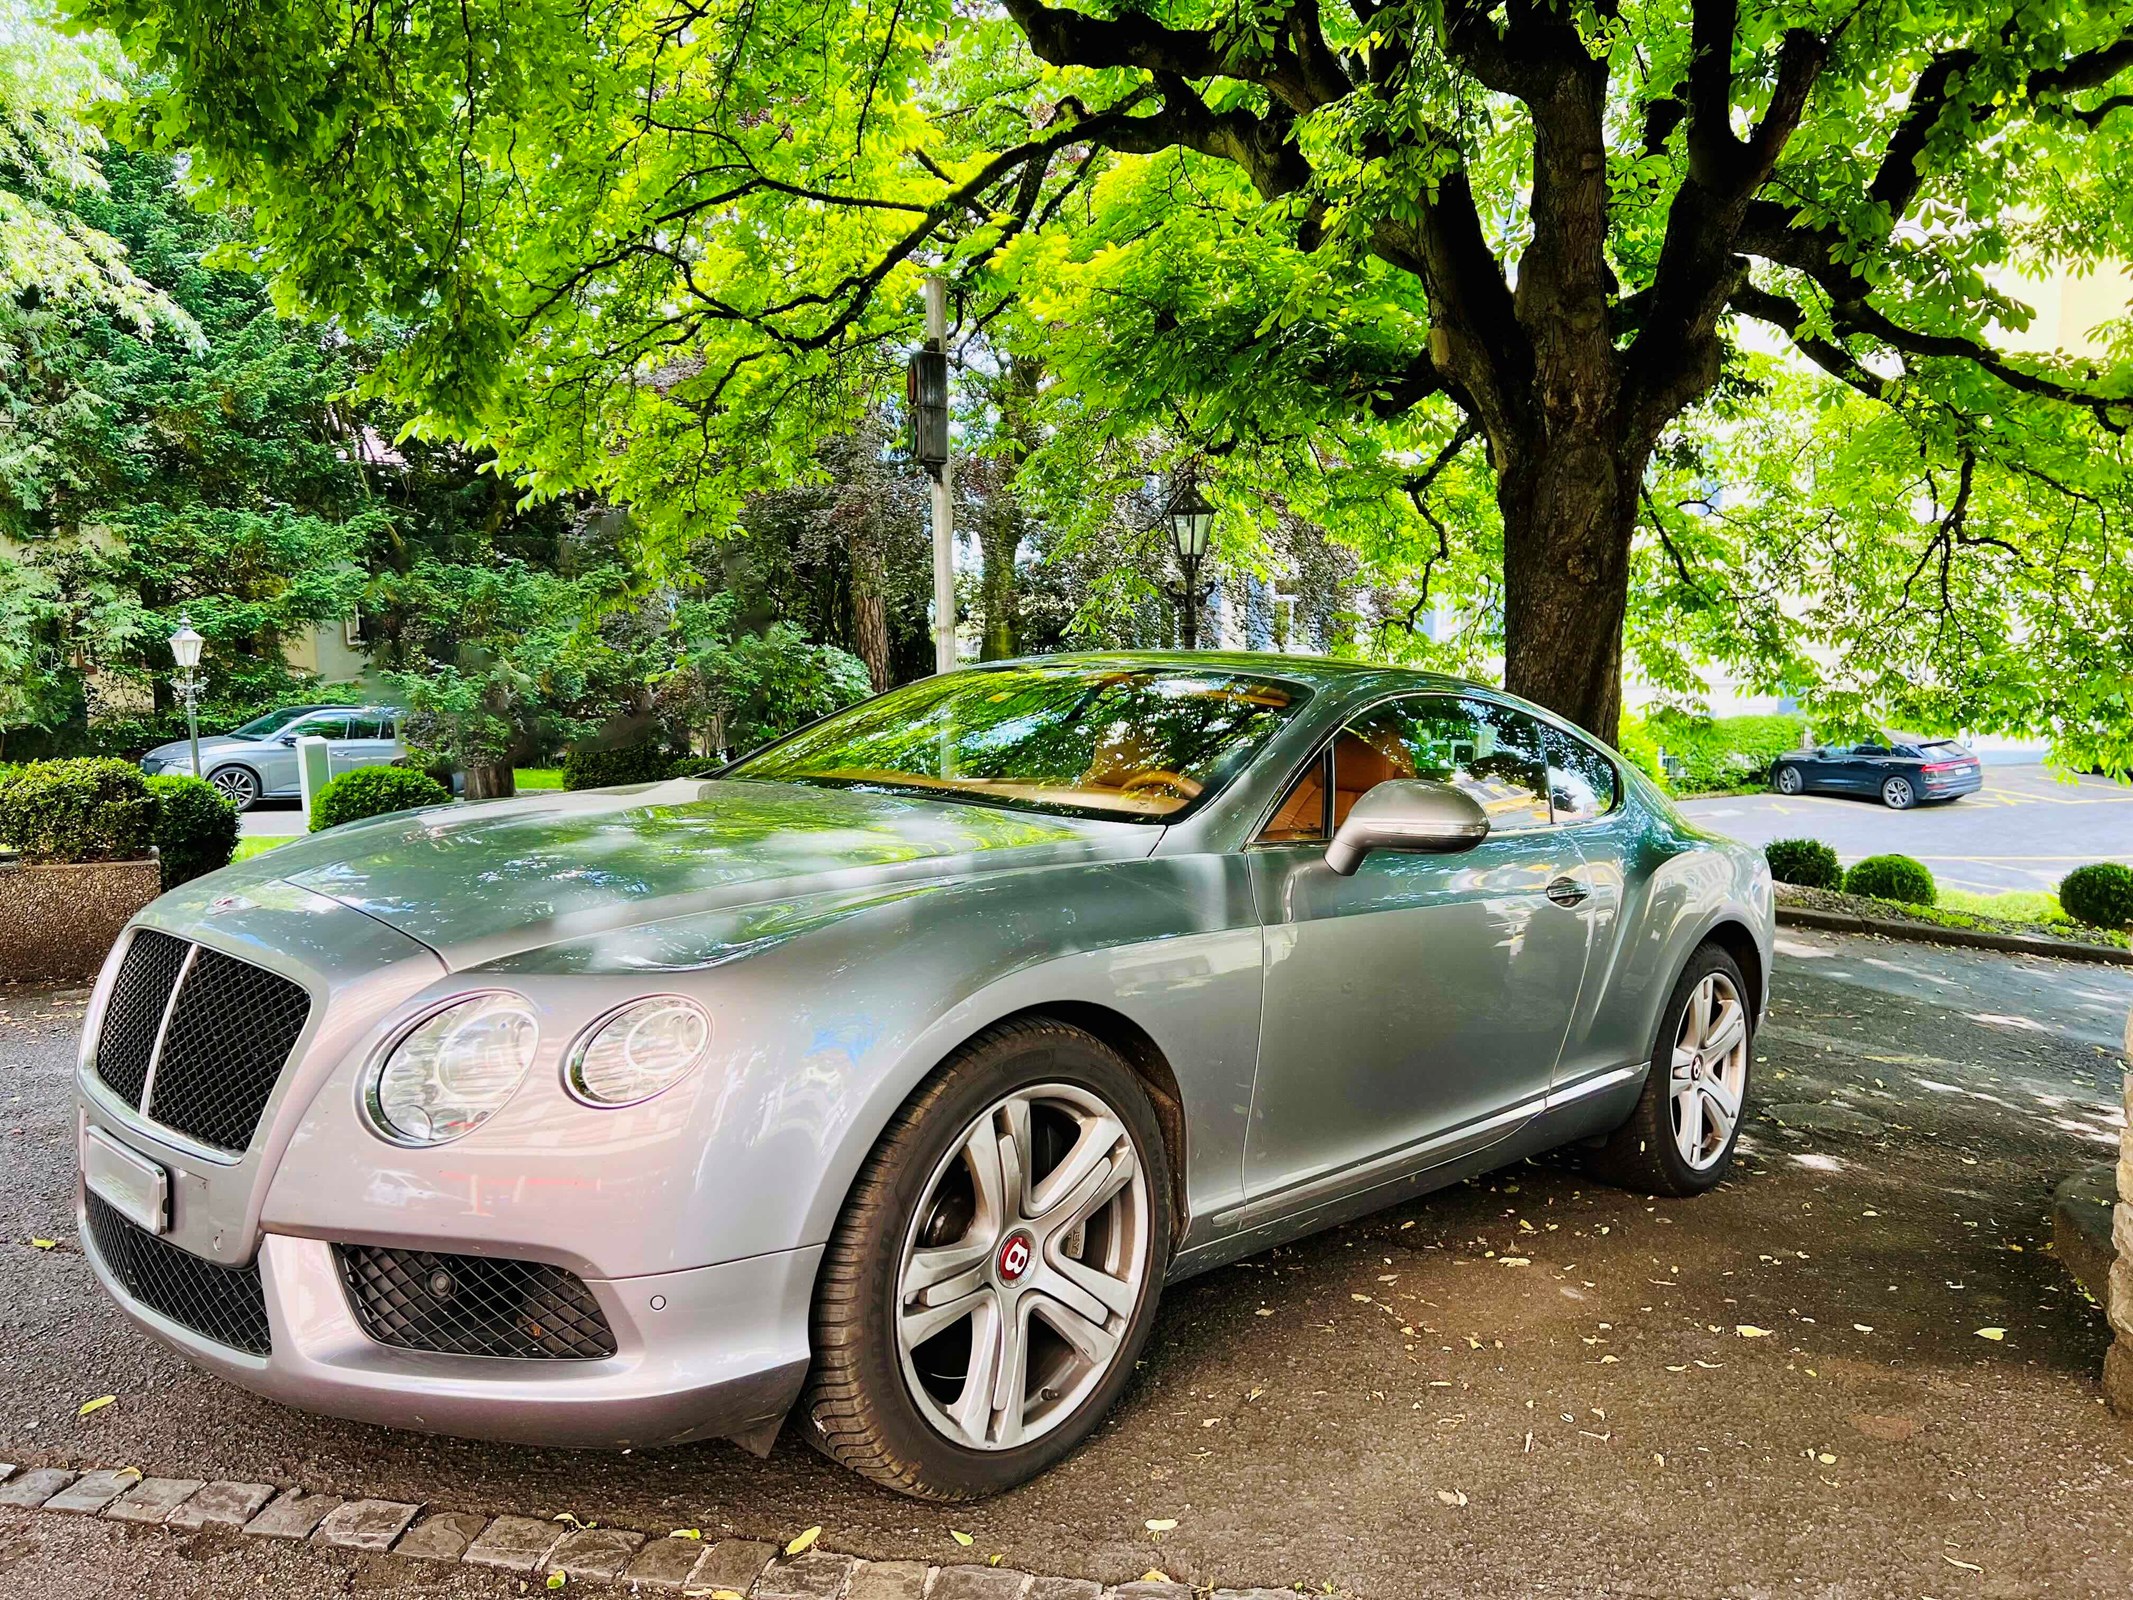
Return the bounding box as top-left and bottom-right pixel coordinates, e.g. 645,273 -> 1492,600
2,930 -> 2130,1598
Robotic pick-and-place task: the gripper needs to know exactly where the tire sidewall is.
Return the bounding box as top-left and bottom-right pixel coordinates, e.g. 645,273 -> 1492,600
1641,946 -> 1754,1194
816,1025 -> 1173,1497
211,766 -> 260,810
1882,775 -> 1914,809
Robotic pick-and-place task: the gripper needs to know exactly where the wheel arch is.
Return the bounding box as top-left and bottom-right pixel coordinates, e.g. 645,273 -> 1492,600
1013,1000 -> 1190,1234
1698,917 -> 1766,1021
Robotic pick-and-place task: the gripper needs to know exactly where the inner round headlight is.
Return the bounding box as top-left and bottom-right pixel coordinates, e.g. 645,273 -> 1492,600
566,996 -> 711,1106
368,993 -> 539,1145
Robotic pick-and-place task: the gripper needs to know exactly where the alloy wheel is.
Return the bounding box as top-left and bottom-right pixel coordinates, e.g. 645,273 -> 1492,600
209,767 -> 260,810
895,1082 -> 1151,1452
1775,766 -> 1802,795
1668,971 -> 1748,1171
1883,776 -> 1914,808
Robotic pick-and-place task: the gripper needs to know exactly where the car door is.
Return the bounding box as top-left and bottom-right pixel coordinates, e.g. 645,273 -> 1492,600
331,712 -> 401,777
268,712 -> 354,792
1242,694 -> 1595,1206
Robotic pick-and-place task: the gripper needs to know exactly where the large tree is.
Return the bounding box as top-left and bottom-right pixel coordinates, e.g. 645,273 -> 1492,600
77,0 -> 2133,739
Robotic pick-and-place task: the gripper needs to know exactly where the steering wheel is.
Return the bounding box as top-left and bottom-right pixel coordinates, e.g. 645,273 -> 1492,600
1118,769 -> 1204,801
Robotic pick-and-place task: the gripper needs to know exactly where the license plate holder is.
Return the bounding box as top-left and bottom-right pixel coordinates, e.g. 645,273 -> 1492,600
84,1126 -> 170,1235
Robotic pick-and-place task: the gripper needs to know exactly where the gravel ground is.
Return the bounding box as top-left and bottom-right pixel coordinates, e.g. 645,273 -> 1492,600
2,930 -> 2130,1598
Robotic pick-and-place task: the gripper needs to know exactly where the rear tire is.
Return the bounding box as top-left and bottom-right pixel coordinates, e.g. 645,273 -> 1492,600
1881,775 -> 1916,809
1585,944 -> 1754,1197
800,1017 -> 1173,1500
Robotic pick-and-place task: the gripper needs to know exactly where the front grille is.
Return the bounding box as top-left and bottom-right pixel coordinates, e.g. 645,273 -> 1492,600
86,1192 -> 270,1356
91,933 -> 311,1156
94,931 -> 189,1105
336,1246 -> 618,1361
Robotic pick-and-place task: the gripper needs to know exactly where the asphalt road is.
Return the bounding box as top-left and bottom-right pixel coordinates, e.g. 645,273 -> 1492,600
1679,763 -> 2133,894
3,933 -> 2131,1598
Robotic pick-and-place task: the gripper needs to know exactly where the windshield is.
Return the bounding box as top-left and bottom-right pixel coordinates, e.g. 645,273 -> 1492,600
226,707 -> 312,740
728,663 -> 1309,821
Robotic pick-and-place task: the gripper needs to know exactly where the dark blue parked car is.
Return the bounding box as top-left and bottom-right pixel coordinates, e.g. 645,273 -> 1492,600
1769,734 -> 1983,809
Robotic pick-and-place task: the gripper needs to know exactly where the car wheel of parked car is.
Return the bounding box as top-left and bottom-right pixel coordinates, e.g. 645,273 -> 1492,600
802,1017 -> 1173,1499
208,765 -> 261,811
1585,943 -> 1754,1197
1773,764 -> 1803,796
1880,774 -> 1915,809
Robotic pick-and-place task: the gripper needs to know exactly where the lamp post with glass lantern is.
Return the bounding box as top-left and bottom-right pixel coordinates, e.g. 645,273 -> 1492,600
169,617 -> 206,778
1165,478 -> 1216,649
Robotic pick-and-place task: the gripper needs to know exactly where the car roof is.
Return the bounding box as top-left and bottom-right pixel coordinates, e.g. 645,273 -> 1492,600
976,649 -> 1475,694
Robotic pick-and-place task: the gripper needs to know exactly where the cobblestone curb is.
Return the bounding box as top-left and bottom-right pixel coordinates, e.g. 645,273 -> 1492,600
0,1461 -> 1294,1598
1775,903 -> 2133,967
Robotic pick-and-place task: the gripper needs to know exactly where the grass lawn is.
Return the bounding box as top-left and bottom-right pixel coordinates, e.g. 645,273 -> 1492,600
230,836 -> 291,863
1937,887 -> 2064,922
515,767 -> 565,790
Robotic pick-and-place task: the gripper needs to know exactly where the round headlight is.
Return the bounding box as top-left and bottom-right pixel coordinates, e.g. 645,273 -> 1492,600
566,996 -> 711,1106
368,993 -> 538,1145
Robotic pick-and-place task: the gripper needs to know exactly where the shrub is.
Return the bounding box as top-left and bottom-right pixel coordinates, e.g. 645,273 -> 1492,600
1844,853 -> 1936,906
562,742 -> 677,790
311,766 -> 451,832
147,774 -> 239,889
1627,710 -> 1809,795
1764,837 -> 1842,890
669,754 -> 729,780
0,758 -> 158,864
2057,863 -> 2133,930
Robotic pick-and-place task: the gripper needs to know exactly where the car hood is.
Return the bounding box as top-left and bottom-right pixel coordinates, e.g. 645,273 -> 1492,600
145,734 -> 257,764
227,778 -> 1156,968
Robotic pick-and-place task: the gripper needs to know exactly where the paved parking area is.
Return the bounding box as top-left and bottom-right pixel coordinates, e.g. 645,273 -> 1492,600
1679,764 -> 2133,893
3,933 -> 2130,1598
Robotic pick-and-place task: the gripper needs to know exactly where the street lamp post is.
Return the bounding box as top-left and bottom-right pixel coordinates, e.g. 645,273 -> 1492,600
1165,479 -> 1216,649
168,617 -> 206,778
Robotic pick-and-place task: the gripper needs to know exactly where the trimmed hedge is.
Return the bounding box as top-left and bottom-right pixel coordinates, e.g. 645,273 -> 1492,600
0,758 -> 158,864
1844,853 -> 1936,906
562,742 -> 678,790
311,766 -> 452,832
146,774 -> 240,889
2057,862 -> 2133,930
1630,711 -> 1809,796
1765,837 -> 1842,890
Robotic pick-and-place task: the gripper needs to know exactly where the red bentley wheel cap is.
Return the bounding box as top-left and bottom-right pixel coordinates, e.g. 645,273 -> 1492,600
996,1231 -> 1034,1283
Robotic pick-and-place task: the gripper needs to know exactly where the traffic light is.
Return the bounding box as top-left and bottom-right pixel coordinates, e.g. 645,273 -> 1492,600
905,346 -> 949,470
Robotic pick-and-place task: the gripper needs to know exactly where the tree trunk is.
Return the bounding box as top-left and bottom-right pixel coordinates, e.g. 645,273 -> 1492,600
1495,428 -> 1646,748
849,528 -> 894,692
463,762 -> 516,800
977,500 -> 1021,661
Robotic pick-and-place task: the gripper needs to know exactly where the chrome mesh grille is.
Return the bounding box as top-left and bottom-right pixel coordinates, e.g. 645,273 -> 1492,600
335,1246 -> 618,1360
91,933 -> 310,1156
145,949 -> 311,1153
93,930 -> 189,1106
86,1192 -> 270,1356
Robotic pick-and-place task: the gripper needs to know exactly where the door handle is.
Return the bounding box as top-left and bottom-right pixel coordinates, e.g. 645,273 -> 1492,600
1545,876 -> 1590,908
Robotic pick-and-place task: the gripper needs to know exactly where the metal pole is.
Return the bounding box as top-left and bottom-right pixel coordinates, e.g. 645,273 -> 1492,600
926,274 -> 956,676
1178,555 -> 1200,650
185,684 -> 202,778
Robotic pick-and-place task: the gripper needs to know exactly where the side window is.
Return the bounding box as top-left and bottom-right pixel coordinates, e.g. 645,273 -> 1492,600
376,717 -> 397,740
1543,725 -> 1620,823
1256,751 -> 1330,844
1331,696 -> 1552,832
286,714 -> 354,740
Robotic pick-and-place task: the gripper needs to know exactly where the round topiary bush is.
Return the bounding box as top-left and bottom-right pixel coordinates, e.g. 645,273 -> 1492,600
311,766 -> 452,832
146,774 -> 239,889
1844,853 -> 1936,906
1764,837 -> 1842,890
0,758 -> 158,863
563,742 -> 677,790
2057,862 -> 2133,930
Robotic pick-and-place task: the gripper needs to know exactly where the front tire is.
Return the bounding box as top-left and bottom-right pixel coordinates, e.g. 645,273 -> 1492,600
1773,764 -> 1804,796
1880,774 -> 1916,809
1585,944 -> 1754,1197
208,765 -> 261,811
801,1017 -> 1173,1499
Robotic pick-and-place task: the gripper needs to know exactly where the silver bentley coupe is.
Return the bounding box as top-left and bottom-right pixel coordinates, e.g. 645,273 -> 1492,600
76,653 -> 1771,1499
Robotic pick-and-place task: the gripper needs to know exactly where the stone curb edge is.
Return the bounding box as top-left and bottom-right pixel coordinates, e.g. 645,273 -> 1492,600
0,1461 -> 1304,1600
1775,904 -> 2133,968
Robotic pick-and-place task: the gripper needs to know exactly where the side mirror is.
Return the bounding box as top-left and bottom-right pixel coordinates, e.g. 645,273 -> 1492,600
1324,780 -> 1490,876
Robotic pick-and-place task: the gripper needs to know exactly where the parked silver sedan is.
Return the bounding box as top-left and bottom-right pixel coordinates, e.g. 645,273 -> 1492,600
77,654 -> 1771,1498
139,704 -> 406,809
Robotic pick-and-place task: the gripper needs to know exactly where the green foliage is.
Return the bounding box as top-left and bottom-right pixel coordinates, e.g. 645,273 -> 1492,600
1764,838 -> 1843,891
145,772 -> 238,887
310,765 -> 450,831
1627,711 -> 1808,796
1844,854 -> 1937,907
2056,863 -> 2133,930
650,595 -> 874,758
561,742 -> 677,791
0,756 -> 156,862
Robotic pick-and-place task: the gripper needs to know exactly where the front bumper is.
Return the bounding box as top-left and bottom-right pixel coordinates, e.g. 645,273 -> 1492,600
81,1183 -> 819,1451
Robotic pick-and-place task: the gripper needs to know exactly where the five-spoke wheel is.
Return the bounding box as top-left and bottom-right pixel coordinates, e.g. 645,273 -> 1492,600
803,1018 -> 1171,1498
1667,970 -> 1749,1172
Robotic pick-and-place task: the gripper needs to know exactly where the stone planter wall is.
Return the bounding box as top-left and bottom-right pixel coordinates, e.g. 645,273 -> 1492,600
0,858 -> 162,985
